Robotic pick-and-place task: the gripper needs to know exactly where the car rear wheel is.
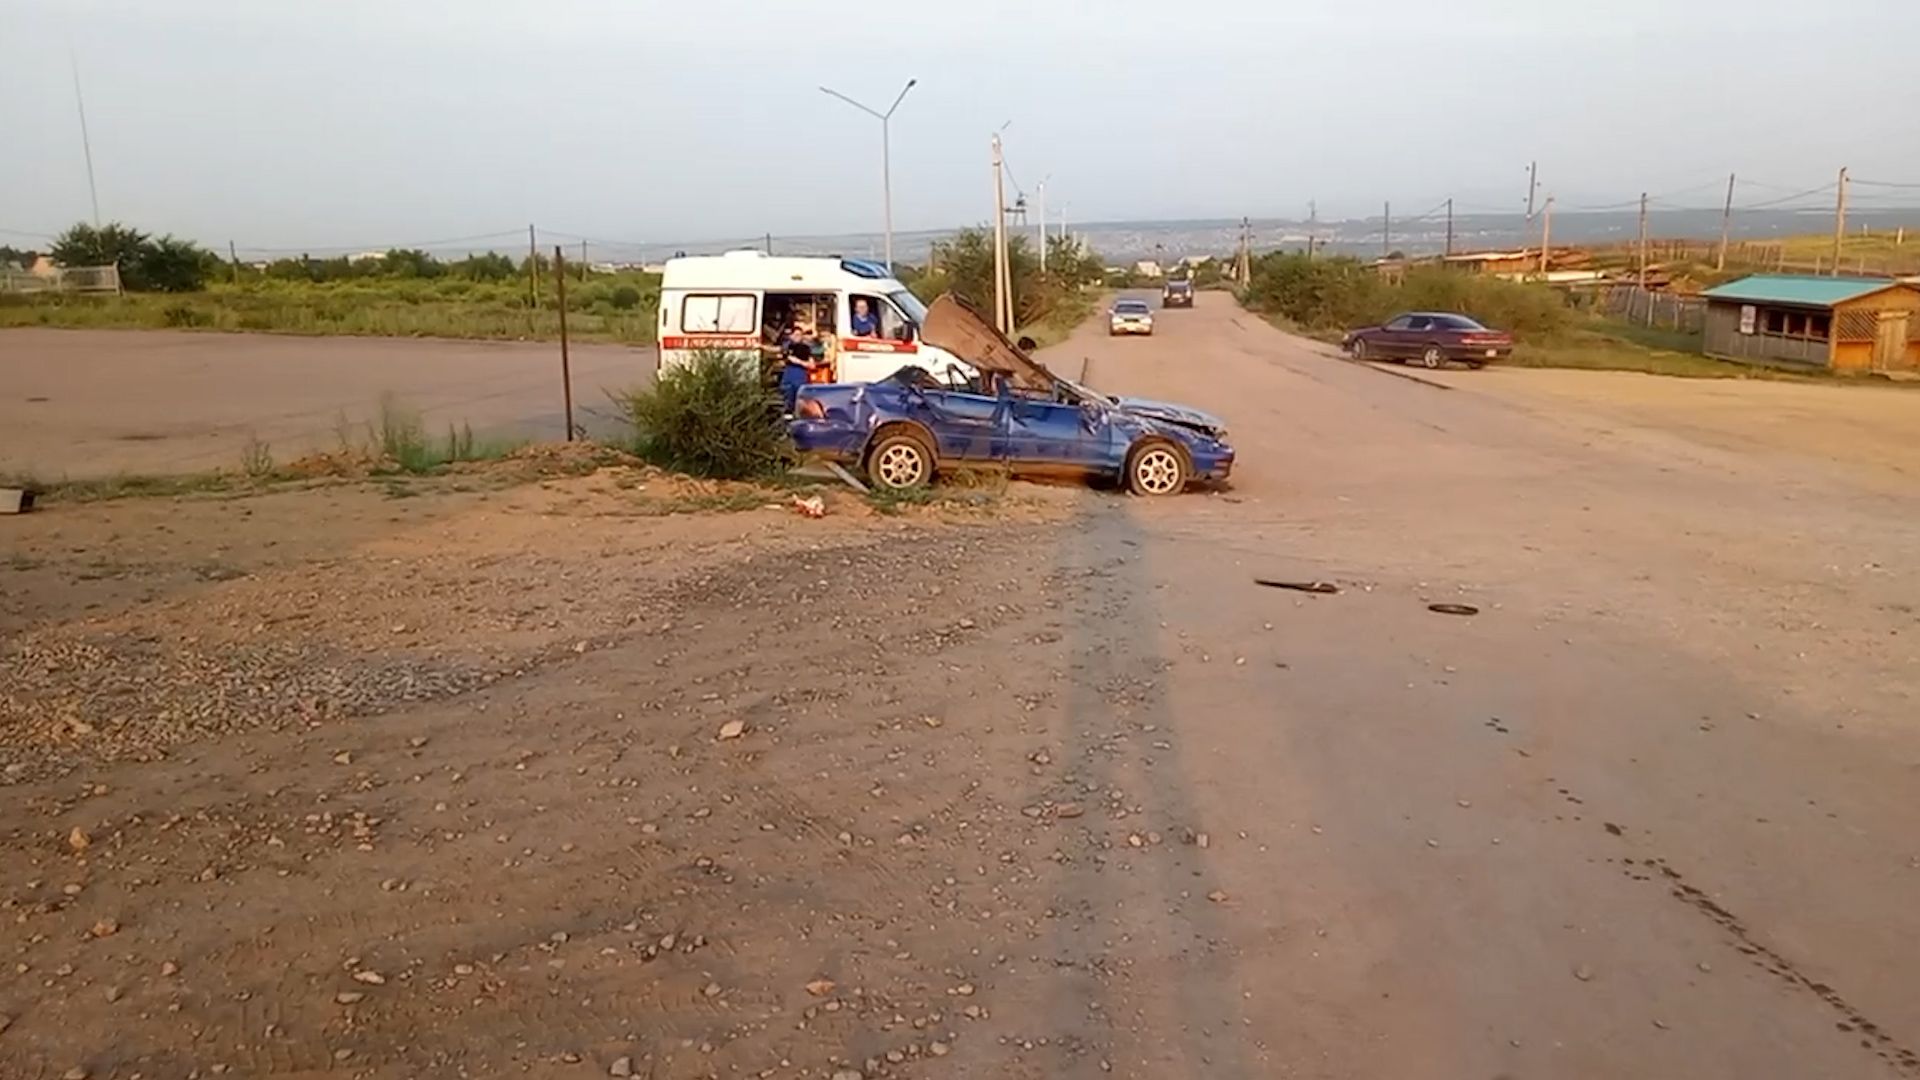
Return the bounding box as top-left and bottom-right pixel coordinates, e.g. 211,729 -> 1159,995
866,431 -> 934,491
1125,441 -> 1188,497
1420,345 -> 1444,369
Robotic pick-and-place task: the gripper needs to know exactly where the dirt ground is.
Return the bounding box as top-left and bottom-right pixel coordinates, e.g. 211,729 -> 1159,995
5,295 -> 1920,1079
0,329 -> 655,479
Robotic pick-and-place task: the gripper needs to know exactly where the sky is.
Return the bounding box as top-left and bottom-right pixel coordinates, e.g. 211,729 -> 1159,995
4,0 -> 1919,254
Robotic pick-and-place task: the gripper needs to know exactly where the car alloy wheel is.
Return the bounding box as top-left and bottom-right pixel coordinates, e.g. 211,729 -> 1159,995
1128,444 -> 1187,497
868,434 -> 931,490
1352,338 -> 1368,360
1421,346 -> 1443,369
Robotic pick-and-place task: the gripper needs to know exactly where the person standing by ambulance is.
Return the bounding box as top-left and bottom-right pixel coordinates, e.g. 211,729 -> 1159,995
779,338 -> 818,416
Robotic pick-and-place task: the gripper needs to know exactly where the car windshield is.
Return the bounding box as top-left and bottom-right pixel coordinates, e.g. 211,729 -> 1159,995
1115,301 -> 1151,313
1435,314 -> 1488,330
887,289 -> 929,326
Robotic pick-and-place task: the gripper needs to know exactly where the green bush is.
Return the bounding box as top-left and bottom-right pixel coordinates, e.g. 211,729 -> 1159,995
50,222 -> 216,292
610,284 -> 642,310
1242,254 -> 1570,340
161,302 -> 210,328
619,350 -> 789,479
904,228 -> 1105,332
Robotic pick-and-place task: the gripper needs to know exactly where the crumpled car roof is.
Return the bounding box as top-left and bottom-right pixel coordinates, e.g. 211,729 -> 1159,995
920,295 -> 1057,392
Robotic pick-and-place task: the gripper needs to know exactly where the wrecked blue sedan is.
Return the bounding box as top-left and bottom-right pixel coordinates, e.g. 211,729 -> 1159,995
791,295 -> 1233,496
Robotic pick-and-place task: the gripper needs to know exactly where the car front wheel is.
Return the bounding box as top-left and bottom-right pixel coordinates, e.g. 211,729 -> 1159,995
866,431 -> 934,491
1351,338 -> 1368,360
1125,441 -> 1188,497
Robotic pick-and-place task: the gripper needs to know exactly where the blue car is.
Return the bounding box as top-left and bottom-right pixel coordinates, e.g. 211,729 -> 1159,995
790,295 -> 1233,496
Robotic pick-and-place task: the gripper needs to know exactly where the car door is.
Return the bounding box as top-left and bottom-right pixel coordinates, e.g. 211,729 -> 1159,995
1396,315 -> 1433,359
915,387 -> 1005,462
1006,395 -> 1108,474
838,294 -> 924,384
1368,314 -> 1412,357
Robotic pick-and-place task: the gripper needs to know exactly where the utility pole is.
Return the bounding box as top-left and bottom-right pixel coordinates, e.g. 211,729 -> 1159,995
527,224 -> 539,308
1037,179 -> 1047,274
1538,196 -> 1554,275
1382,201 -> 1391,261
552,248 -> 575,442
1242,217 -> 1252,284
1636,193 -> 1649,289
1445,198 -> 1455,258
764,232 -> 773,255
229,240 -> 241,285
580,240 -> 588,280
1525,161 -> 1539,255
991,133 -> 1011,333
1831,166 -> 1849,277
1716,172 -> 1736,272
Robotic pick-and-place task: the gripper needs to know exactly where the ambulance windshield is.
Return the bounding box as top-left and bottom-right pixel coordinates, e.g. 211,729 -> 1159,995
887,289 -> 929,327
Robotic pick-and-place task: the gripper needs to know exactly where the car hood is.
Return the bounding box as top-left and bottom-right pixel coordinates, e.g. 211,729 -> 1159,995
921,294 -> 1056,392
1113,397 -> 1228,438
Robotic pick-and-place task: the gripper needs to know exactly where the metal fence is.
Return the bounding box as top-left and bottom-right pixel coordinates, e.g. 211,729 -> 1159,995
0,264 -> 122,295
1595,285 -> 1706,333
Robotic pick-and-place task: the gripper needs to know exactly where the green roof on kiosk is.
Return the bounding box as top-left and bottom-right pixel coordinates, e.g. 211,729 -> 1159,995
1700,274 -> 1903,308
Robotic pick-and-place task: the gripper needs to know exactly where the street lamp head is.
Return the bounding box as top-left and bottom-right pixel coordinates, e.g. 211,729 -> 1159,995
885,77 -> 917,119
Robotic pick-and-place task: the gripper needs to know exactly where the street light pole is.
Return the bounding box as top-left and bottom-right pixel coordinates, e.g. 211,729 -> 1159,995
991,134 -> 1010,333
820,78 -> 917,273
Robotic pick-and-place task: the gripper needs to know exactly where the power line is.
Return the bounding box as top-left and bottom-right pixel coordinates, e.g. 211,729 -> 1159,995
1735,182 -> 1839,210
1735,177 -> 1832,193
1851,178 -> 1920,189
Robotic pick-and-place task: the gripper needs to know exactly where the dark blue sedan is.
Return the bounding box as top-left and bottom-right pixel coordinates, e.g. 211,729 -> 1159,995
790,296 -> 1233,496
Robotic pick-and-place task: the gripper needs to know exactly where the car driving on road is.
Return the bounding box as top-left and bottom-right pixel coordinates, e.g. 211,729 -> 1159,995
1109,298 -> 1155,336
791,296 -> 1232,496
1162,278 -> 1194,308
1343,312 -> 1513,369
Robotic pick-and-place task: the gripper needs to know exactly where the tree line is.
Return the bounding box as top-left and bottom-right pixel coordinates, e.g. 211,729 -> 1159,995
11,221 -> 580,294
898,227 -> 1106,326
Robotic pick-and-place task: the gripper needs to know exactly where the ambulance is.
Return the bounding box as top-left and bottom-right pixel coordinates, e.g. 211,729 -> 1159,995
655,251 -> 977,386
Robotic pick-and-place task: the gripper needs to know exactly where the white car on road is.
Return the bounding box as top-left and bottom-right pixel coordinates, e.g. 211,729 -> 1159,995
1109,298 -> 1155,336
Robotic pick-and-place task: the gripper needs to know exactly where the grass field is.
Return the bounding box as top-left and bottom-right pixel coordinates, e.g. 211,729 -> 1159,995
1501,319 -> 1915,383
1017,289 -> 1099,350
0,273 -> 661,344
1773,230 -> 1919,274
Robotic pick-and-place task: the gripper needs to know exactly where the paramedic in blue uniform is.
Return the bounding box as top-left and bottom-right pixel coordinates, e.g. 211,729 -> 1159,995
779,338 -> 817,415
850,296 -> 881,338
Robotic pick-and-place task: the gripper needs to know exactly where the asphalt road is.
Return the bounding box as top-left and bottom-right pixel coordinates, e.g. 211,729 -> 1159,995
1021,291 -> 1920,1077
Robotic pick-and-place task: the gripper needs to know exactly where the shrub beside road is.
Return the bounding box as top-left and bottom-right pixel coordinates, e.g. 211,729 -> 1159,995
1236,251 -> 1901,382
